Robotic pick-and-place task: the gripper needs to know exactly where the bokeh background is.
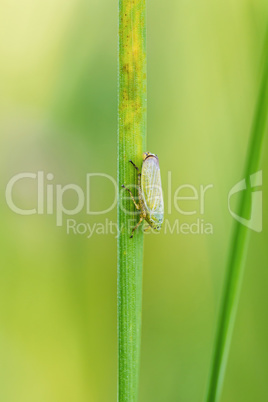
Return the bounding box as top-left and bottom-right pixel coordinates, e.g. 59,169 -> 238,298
0,0 -> 268,401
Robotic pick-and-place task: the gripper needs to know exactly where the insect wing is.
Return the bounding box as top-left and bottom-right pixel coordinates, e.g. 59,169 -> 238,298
141,156 -> 164,218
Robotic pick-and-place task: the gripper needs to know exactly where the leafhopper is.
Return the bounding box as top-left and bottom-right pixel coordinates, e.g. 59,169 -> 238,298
122,152 -> 164,238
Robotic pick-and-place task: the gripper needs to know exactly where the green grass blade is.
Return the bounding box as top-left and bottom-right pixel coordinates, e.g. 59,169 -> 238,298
117,1 -> 147,401
205,32 -> 268,402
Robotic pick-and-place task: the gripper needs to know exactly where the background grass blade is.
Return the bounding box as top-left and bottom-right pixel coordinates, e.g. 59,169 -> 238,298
205,31 -> 268,402
117,0 -> 147,401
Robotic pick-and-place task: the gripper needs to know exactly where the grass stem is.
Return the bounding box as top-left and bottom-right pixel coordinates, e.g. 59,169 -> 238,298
117,1 -> 147,401
205,31 -> 268,402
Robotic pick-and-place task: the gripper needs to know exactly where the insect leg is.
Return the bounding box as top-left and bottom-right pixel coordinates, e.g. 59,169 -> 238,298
130,215 -> 144,238
121,185 -> 140,210
128,160 -> 142,202
129,160 -> 140,174
137,169 -> 141,191
143,225 -> 151,232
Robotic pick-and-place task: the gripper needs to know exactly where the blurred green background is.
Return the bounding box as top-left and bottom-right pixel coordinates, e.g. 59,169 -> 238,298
0,0 -> 268,401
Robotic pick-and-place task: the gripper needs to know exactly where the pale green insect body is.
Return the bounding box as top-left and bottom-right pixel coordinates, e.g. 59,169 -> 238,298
141,153 -> 164,230
122,152 -> 164,238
